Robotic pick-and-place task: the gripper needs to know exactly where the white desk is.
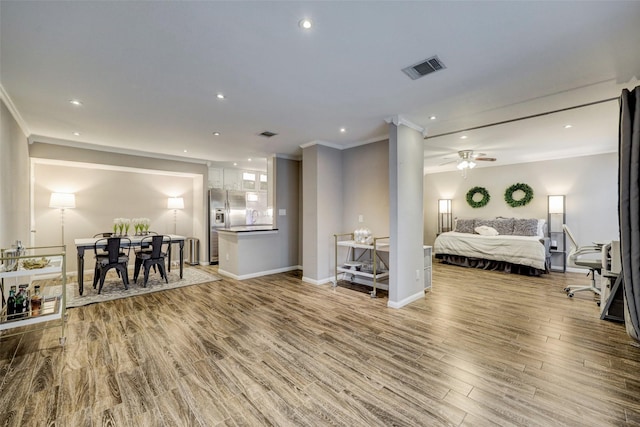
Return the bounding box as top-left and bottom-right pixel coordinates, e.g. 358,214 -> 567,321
74,235 -> 185,295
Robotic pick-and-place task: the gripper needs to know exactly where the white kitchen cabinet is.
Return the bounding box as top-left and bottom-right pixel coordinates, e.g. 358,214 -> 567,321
208,167 -> 224,189
242,171 -> 257,190
259,173 -> 268,191
223,168 -> 242,190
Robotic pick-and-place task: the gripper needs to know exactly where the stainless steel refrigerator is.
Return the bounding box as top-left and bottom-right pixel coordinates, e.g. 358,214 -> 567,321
227,190 -> 248,227
208,189 -> 247,263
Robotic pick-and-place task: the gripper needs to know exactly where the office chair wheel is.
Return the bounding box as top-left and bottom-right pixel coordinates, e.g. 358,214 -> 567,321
564,287 -> 571,293
568,293 -> 574,298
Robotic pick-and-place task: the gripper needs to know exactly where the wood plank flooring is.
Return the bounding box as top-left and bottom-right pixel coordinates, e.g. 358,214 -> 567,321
1,262 -> 640,426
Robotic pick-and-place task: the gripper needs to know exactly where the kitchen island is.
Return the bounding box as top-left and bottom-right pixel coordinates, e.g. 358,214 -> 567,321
218,226 -> 296,279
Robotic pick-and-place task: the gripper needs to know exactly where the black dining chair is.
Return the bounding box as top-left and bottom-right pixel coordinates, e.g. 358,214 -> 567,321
93,232 -> 114,256
93,237 -> 131,294
133,235 -> 170,287
93,232 -> 113,238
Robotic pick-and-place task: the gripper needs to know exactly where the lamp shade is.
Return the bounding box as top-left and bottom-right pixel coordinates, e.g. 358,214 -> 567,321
167,197 -> 184,209
438,199 -> 451,214
548,195 -> 565,214
49,192 -> 76,209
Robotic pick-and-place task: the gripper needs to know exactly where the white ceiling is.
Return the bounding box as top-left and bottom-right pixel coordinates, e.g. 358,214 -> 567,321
1,1 -> 639,173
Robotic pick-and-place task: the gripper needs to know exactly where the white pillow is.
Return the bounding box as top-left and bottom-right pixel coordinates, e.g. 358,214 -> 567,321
475,225 -> 499,236
537,219 -> 546,238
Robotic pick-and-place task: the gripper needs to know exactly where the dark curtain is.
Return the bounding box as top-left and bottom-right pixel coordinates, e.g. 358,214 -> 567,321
619,85 -> 640,341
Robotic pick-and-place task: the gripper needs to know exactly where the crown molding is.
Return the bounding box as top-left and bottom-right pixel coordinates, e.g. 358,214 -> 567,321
385,115 -> 427,136
0,83 -> 30,137
274,153 -> 302,161
299,135 -> 389,152
299,140 -> 344,150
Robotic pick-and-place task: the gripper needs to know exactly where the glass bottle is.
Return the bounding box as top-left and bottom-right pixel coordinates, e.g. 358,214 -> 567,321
13,286 -> 24,318
31,285 -> 42,316
6,286 -> 16,320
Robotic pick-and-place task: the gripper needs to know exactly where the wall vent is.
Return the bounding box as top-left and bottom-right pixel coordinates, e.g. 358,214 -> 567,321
259,131 -> 278,138
402,55 -> 446,80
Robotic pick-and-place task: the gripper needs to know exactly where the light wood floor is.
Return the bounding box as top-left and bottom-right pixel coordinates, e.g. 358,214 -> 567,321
1,262 -> 640,426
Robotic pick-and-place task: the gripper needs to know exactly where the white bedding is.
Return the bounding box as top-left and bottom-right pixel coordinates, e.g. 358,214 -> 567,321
434,231 -> 547,270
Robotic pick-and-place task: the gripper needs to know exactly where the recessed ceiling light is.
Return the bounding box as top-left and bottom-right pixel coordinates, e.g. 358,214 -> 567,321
299,18 -> 312,29
564,124 -> 573,129
233,162 -> 238,166
213,132 -> 220,136
340,127 -> 346,133
69,99 -> 83,106
248,158 -> 252,162
72,132 -> 80,136
429,116 -> 437,120
183,150 -> 188,153
460,135 -> 468,139
216,93 -> 225,100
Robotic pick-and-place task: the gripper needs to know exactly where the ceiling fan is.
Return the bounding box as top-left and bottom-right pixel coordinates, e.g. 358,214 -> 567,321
440,150 -> 497,177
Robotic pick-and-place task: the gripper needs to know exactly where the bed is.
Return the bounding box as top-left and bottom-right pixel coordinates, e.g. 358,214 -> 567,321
434,218 -> 551,276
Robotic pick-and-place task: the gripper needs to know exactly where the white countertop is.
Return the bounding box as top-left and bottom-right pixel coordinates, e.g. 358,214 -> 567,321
218,226 -> 278,233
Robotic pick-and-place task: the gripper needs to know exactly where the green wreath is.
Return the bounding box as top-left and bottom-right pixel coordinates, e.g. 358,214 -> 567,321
504,183 -> 534,207
466,186 -> 490,208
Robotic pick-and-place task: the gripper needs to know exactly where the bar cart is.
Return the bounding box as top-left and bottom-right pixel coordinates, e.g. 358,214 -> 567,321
0,245 -> 67,346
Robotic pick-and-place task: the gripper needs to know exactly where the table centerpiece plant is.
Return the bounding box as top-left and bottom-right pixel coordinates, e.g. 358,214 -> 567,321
113,218 -> 132,235
132,218 -> 151,235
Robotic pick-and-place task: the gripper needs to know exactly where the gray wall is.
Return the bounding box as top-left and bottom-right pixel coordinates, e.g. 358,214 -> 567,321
302,140 -> 390,284
29,141 -> 208,176
341,140 -> 390,236
0,98 -> 30,247
274,157 -> 301,268
423,153 -> 619,246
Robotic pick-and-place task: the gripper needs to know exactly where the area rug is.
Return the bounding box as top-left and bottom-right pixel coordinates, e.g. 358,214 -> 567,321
57,267 -> 221,308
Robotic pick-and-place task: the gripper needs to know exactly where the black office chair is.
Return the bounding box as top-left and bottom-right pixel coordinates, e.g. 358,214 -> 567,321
133,235 -> 170,287
93,237 -> 131,294
563,225 -> 602,298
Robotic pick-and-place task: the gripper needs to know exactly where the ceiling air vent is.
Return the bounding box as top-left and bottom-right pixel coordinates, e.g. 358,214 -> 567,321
402,55 -> 446,80
259,131 -> 278,138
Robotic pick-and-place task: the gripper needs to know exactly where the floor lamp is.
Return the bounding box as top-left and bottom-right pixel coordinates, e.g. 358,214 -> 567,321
49,192 -> 76,247
438,199 -> 452,234
167,197 -> 184,235
167,197 -> 184,267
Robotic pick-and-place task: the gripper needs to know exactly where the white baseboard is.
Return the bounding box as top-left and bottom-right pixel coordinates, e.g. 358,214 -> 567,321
301,275 -> 333,286
218,265 -> 300,281
387,290 -> 425,309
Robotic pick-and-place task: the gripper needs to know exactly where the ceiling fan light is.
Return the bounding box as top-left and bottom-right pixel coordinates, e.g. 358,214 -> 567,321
468,161 -> 476,169
457,161 -> 467,170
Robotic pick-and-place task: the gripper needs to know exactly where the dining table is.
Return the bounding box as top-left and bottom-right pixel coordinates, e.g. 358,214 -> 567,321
74,234 -> 186,295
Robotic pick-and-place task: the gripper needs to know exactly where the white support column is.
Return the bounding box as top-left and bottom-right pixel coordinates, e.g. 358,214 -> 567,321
386,115 -> 426,308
